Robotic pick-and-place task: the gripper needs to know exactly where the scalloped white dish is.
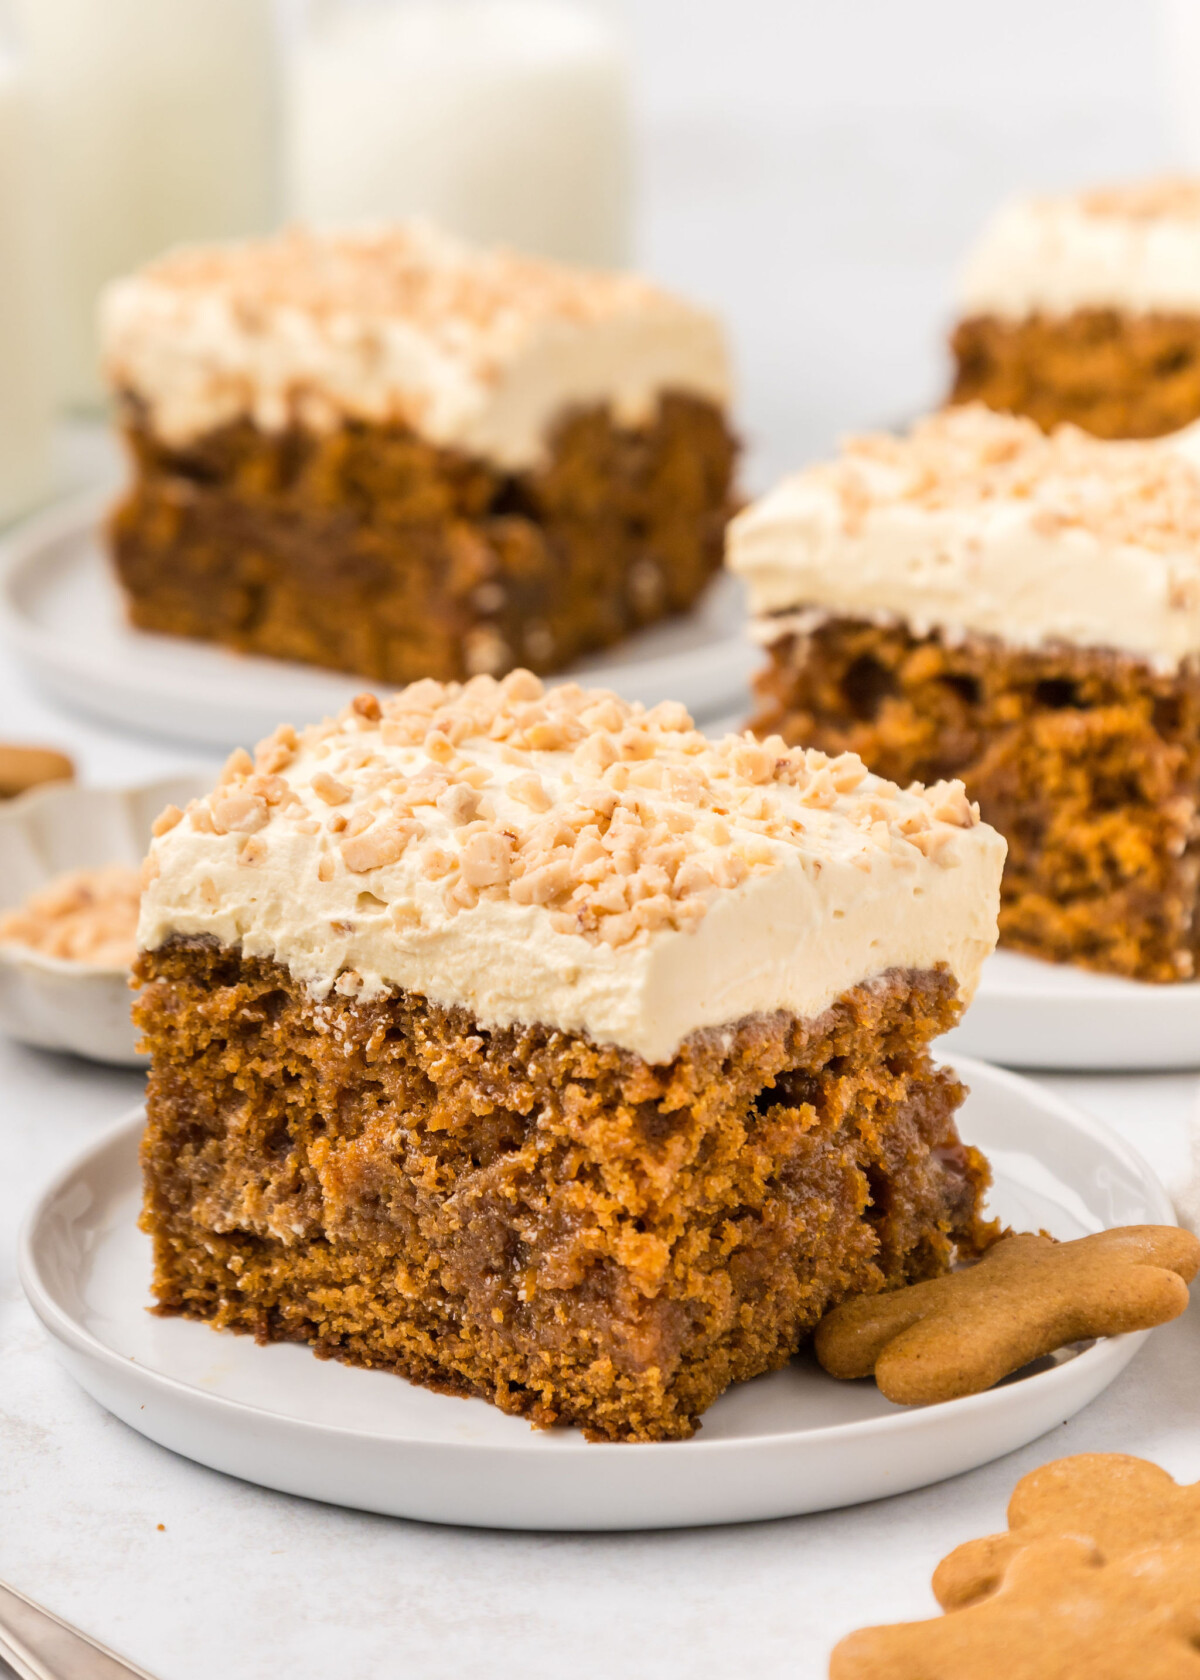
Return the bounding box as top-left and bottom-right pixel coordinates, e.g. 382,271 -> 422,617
19,1060 -> 1175,1530
940,947 -> 1200,1072
0,773 -> 210,1064
0,493 -> 758,751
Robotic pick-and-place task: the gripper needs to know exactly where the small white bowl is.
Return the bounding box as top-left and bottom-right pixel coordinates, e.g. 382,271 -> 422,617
0,773 -> 210,1065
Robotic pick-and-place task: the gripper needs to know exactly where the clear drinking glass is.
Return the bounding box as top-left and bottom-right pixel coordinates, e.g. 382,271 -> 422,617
0,0 -> 52,518
12,0 -> 280,407
285,0 -> 634,266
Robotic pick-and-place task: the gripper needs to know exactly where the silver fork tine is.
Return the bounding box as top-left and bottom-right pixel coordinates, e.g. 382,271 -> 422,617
0,1581 -> 157,1680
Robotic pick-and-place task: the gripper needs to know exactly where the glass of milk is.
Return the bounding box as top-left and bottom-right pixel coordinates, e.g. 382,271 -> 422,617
0,25 -> 52,521
286,0 -> 634,267
14,0 -> 280,409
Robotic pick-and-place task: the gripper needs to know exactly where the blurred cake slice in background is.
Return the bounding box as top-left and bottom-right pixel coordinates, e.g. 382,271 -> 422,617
101,222 -> 735,686
950,177 -> 1200,438
729,403 -> 1200,981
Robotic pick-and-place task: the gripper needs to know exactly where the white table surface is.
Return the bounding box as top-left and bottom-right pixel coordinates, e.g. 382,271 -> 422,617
0,480 -> 1196,1680
0,6 -> 1196,1668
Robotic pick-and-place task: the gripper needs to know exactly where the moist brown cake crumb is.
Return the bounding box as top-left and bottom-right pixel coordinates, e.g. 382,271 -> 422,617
135,940 -> 993,1442
109,393 -> 736,685
749,618 -> 1200,981
949,309 -> 1200,440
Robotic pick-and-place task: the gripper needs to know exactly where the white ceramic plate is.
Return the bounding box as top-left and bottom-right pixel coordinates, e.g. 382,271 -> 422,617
19,1058 -> 1174,1531
942,948 -> 1200,1072
0,773 -> 211,1065
0,493 -> 758,751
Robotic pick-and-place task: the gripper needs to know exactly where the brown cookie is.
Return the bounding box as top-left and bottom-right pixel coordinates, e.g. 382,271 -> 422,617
830,1533 -> 1200,1679
934,1453 -> 1200,1611
0,743 -> 74,800
814,1226 -> 1199,1405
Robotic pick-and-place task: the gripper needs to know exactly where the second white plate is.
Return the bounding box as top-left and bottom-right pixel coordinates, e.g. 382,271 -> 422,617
0,772 -> 210,1064
19,1058 -> 1174,1532
0,493 -> 757,751
943,948 -> 1200,1071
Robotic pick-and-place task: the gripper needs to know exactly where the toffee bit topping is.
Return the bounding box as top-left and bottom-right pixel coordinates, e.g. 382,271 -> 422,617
821,404 -> 1200,556
1077,176 -> 1200,222
0,864 -> 142,968
160,671 -> 981,953
311,770 -> 351,805
210,792 -> 268,836
109,223 -> 689,377
219,747 -> 254,784
152,803 -> 184,838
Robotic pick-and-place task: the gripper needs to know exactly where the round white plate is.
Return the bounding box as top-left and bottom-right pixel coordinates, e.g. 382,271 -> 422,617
943,948 -> 1200,1072
19,1058 -> 1174,1531
0,493 -> 758,751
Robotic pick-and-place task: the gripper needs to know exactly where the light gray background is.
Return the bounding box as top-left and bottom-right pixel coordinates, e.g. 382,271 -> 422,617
632,0 -> 1175,486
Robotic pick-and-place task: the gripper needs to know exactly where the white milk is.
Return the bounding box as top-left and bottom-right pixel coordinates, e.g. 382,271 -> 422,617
0,49 -> 52,520
287,0 -> 633,267
14,0 -> 279,407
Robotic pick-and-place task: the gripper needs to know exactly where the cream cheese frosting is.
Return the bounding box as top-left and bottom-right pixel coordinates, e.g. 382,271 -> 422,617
958,178 -> 1200,318
727,405 -> 1200,673
137,673 -> 1004,1064
100,221 -> 731,468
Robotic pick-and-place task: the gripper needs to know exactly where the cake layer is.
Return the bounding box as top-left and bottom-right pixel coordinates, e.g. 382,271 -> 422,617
749,619 -> 1200,982
137,674 -> 1004,1064
108,393 -> 734,685
136,943 -> 992,1441
726,406 -> 1200,673
957,179 -> 1200,318
100,222 -> 731,468
950,310 -> 1200,441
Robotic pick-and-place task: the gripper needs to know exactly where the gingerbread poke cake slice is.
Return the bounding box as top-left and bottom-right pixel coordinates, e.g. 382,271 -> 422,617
135,673 -> 1003,1442
729,403 -> 1200,982
951,177 -> 1200,438
101,222 -> 735,686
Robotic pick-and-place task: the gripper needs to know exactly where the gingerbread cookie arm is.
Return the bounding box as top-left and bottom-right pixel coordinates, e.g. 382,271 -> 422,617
0,743 -> 73,799
812,1278 -> 953,1379
934,1454 -> 1200,1611
832,1538 -> 1099,1680
875,1246 -> 1191,1405
1082,1224 -> 1200,1284
832,1537 -> 1200,1680
815,1226 -> 1200,1407
814,1235 -> 1053,1386
933,1532 -> 1024,1611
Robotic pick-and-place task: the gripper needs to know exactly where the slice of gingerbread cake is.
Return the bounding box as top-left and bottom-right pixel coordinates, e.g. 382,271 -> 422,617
729,403 -> 1200,982
951,177 -> 1200,438
135,673 -> 1003,1442
101,222 -> 735,685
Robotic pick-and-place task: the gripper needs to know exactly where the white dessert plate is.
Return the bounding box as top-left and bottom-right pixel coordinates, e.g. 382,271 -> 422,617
942,948 -> 1200,1072
0,493 -> 758,751
20,1058 -> 1174,1531
0,773 -> 210,1065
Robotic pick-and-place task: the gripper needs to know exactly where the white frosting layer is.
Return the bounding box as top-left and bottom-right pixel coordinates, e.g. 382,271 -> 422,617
137,676 -> 1003,1064
727,406 -> 1200,672
958,180 -> 1200,317
100,222 -> 731,467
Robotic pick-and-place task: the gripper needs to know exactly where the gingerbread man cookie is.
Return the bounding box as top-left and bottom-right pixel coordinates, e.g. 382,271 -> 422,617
934,1453 -> 1200,1611
830,1533 -> 1200,1679
814,1226 -> 1199,1405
